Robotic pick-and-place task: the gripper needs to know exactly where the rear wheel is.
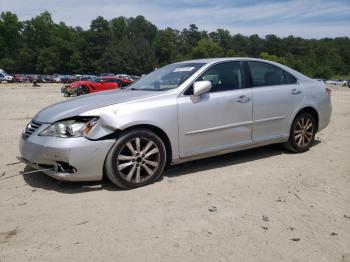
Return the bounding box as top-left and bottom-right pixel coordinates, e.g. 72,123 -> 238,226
105,128 -> 167,189
284,113 -> 316,153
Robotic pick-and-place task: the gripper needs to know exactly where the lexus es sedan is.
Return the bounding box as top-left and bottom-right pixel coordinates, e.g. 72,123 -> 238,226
18,58 -> 332,189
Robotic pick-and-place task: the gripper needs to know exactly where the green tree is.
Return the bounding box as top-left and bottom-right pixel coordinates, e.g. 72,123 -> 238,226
0,12 -> 22,58
0,11 -> 348,78
259,52 -> 287,65
192,39 -> 224,58
153,28 -> 177,65
36,47 -> 60,74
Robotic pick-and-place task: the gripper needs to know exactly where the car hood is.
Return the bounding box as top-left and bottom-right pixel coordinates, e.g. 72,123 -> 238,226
33,89 -> 160,123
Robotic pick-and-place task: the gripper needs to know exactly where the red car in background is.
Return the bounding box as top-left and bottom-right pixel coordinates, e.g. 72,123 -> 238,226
13,74 -> 29,82
61,76 -> 133,97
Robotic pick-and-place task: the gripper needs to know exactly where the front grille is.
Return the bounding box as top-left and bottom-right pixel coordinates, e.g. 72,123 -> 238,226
22,120 -> 42,139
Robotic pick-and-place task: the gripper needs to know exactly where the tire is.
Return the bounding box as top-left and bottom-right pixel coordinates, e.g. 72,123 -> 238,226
77,85 -> 89,96
82,86 -> 89,94
284,113 -> 316,153
105,128 -> 167,189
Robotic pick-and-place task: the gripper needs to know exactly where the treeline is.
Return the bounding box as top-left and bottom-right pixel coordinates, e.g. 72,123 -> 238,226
0,11 -> 349,78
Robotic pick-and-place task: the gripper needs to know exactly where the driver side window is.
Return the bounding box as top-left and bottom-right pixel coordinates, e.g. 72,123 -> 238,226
198,62 -> 243,92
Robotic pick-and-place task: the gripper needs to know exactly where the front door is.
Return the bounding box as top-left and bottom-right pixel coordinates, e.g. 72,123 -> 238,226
177,61 -> 253,158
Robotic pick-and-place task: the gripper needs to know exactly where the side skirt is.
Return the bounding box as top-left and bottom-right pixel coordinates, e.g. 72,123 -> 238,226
170,135 -> 288,165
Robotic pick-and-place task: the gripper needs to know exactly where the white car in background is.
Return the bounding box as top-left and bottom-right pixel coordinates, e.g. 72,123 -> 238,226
326,79 -> 347,86
335,80 -> 348,86
0,69 -> 14,82
53,75 -> 62,83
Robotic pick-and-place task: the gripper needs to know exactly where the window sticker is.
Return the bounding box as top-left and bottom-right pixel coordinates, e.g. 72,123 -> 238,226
173,67 -> 195,72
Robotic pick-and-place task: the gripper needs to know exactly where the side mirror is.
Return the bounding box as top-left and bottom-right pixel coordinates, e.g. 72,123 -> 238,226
193,80 -> 212,96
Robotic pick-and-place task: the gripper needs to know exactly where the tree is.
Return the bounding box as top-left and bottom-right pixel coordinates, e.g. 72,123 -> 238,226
126,16 -> 157,43
153,28 -> 177,65
110,17 -> 127,39
259,52 -> 287,65
192,39 -> 224,58
209,29 -> 232,51
0,12 -> 22,58
0,11 -> 348,78
36,47 -> 60,74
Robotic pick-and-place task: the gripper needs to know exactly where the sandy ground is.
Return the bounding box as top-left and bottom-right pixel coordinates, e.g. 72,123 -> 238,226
0,83 -> 349,262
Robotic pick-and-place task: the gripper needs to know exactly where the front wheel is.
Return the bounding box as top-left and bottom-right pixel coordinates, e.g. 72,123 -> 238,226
105,128 -> 167,189
284,113 -> 316,153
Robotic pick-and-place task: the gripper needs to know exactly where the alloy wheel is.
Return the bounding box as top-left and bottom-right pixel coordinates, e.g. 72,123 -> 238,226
294,116 -> 314,148
116,137 -> 160,183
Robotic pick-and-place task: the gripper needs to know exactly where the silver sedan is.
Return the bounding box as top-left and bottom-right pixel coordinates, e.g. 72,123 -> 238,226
18,58 -> 332,188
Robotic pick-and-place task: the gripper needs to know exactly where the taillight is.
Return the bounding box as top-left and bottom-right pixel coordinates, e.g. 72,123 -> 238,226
325,87 -> 331,96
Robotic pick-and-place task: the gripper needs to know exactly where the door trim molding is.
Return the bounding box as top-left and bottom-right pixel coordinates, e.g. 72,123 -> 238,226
254,116 -> 285,124
185,116 -> 284,136
186,121 -> 254,135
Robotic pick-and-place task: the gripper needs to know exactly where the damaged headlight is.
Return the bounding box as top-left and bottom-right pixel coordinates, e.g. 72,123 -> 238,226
39,117 -> 99,138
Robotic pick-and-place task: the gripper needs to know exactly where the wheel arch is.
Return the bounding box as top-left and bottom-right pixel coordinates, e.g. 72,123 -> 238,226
105,124 -> 173,167
294,106 -> 319,131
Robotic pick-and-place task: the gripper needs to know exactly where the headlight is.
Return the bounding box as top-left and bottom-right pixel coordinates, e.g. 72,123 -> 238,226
39,117 -> 99,138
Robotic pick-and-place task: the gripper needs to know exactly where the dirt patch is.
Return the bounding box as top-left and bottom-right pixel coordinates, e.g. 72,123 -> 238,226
0,228 -> 18,244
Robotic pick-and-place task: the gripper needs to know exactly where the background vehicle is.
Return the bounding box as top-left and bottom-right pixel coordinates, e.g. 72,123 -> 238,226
79,75 -> 97,81
53,75 -> 62,83
13,74 -> 29,82
60,75 -> 78,84
61,76 -> 125,96
326,79 -> 348,86
19,58 -> 332,189
100,73 -> 115,77
41,75 -> 55,83
25,74 -> 37,83
335,80 -> 348,86
130,75 -> 141,81
0,69 -> 14,82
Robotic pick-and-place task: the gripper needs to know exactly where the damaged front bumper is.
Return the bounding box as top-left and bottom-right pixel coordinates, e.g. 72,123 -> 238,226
18,124 -> 115,181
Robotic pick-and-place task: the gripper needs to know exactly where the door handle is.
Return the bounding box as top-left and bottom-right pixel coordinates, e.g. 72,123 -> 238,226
236,95 -> 250,103
291,88 -> 302,95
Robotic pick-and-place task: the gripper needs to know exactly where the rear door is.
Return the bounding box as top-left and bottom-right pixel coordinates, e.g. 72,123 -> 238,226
246,61 -> 305,142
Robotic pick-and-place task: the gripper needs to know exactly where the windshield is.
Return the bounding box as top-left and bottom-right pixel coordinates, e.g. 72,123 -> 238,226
127,62 -> 205,91
93,77 -> 103,82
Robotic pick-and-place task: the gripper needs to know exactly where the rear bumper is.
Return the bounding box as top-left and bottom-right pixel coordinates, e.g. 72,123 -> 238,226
18,131 -> 115,182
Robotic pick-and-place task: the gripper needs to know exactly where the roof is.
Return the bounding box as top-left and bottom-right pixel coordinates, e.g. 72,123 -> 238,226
175,57 -> 266,64
175,57 -> 312,82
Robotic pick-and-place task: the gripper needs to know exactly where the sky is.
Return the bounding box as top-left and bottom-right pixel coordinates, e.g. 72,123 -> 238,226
1,0 -> 350,38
